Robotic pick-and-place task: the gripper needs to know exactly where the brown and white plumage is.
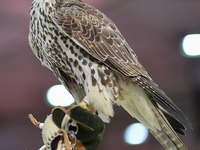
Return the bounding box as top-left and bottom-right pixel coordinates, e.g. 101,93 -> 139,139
29,0 -> 191,149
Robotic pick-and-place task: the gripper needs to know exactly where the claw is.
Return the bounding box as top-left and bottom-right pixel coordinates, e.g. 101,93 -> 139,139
79,100 -> 88,109
79,99 -> 96,114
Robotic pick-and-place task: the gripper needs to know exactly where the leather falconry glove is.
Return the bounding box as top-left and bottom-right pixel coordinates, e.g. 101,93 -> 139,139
29,104 -> 105,150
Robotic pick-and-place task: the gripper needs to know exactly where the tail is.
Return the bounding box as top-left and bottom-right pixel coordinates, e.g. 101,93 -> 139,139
149,104 -> 187,150
118,84 -> 187,150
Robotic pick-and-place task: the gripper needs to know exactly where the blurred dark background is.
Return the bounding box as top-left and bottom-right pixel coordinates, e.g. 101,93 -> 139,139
0,0 -> 200,149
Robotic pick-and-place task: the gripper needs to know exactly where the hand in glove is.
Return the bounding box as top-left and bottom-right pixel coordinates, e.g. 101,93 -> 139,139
29,105 -> 105,150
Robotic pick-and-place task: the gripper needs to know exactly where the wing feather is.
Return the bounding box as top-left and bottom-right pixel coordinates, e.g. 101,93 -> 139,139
52,1 -> 149,78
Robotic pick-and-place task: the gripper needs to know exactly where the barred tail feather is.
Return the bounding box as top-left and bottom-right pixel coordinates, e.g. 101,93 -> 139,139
117,83 -> 187,150
121,99 -> 187,150
150,129 -> 186,150
149,104 -> 187,150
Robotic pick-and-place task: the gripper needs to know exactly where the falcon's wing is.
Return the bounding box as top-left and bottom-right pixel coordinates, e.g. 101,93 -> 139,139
52,1 -> 149,79
51,1 -> 191,126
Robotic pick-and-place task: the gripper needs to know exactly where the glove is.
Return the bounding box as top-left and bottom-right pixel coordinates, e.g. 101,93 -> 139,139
29,104 -> 105,150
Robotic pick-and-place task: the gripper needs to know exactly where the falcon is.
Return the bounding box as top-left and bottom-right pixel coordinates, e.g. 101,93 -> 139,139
28,0 -> 191,149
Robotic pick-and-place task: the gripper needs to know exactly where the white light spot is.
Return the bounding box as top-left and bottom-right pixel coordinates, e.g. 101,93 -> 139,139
46,84 -> 75,107
124,123 -> 148,145
182,34 -> 200,57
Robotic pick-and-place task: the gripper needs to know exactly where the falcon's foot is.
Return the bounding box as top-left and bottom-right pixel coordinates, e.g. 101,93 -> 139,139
79,99 -> 95,114
79,99 -> 89,109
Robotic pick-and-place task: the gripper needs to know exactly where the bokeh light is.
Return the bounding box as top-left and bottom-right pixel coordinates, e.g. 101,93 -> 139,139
182,34 -> 200,57
46,84 -> 75,107
124,123 -> 148,145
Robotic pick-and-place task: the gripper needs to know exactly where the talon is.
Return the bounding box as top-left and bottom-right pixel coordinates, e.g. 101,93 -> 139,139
79,99 -> 96,114
79,99 -> 88,109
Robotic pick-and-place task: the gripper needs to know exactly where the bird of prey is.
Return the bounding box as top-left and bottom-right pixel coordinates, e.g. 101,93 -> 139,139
29,0 -> 191,149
